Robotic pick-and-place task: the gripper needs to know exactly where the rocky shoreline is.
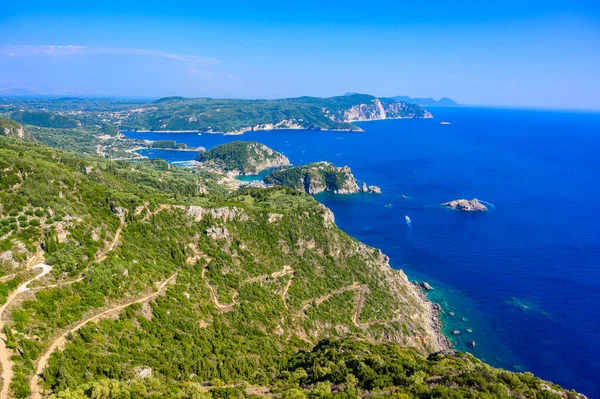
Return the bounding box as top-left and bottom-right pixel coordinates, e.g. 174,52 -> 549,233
368,248 -> 450,353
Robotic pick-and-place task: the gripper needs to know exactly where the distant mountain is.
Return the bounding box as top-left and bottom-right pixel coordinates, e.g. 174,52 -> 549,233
0,87 -> 38,96
392,95 -> 458,106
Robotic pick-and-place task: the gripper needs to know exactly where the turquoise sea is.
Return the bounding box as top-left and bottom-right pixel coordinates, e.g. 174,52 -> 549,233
125,107 -> 600,397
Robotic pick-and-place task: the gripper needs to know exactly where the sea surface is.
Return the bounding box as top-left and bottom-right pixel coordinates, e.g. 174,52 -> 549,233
125,107 -> 600,397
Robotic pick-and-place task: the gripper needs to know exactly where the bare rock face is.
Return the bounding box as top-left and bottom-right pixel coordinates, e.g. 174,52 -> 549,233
368,185 -> 381,194
0,116 -> 34,140
442,199 -> 487,212
134,367 -> 153,378
319,204 -> 336,228
205,227 -> 229,240
360,182 -> 381,194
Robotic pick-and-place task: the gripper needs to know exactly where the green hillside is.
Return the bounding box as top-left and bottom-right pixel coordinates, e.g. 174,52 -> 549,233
1,94 -> 431,135
0,136 -> 583,399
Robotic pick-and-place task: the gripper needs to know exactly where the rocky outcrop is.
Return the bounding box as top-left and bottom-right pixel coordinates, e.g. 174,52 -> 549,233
264,162 -> 360,194
360,183 -> 382,194
205,227 -> 229,240
0,117 -> 34,141
442,199 -> 487,212
368,185 -> 381,194
224,119 -> 307,135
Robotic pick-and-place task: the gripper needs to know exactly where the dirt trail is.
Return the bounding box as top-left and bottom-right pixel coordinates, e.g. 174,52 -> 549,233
281,277 -> 294,310
300,282 -> 361,312
201,267 -> 237,311
29,273 -> 177,399
96,217 -> 125,263
0,263 -> 52,399
242,265 -> 293,285
31,276 -> 85,292
140,204 -> 184,222
34,217 -> 126,293
352,285 -> 368,328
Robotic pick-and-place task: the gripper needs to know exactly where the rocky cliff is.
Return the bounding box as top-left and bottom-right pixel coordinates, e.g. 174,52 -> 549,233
340,97 -> 433,122
264,161 -> 361,194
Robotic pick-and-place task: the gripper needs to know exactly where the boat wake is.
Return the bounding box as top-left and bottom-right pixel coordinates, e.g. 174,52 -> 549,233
405,215 -> 413,234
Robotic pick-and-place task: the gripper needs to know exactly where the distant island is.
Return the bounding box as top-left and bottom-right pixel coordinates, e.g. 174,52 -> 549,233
391,95 -> 458,107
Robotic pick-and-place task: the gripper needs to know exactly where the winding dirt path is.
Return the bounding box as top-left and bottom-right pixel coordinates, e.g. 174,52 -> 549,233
140,204 -> 184,222
29,273 -> 177,399
96,217 -> 125,263
280,276 -> 294,310
242,265 -> 293,285
201,267 -> 237,311
352,285 -> 368,328
300,282 -> 362,312
0,263 -> 52,399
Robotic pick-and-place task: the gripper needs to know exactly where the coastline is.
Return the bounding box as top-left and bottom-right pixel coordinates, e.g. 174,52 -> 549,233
137,146 -> 205,152
119,113 -> 434,137
121,126 -> 364,136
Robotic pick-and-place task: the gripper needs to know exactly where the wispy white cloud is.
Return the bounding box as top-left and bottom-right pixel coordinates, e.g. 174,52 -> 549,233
0,44 -> 218,64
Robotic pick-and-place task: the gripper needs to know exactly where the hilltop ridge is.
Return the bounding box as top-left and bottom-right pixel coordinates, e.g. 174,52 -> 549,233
1,94 -> 432,136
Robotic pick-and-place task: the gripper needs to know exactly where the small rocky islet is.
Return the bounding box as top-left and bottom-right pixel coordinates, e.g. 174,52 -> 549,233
442,198 -> 487,211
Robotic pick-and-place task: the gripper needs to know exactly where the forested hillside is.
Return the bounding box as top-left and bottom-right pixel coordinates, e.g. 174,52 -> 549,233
1,94 -> 431,135
0,137 -> 583,399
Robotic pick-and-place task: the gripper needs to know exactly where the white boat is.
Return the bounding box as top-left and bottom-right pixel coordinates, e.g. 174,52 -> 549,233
440,121 -> 451,125
405,215 -> 411,224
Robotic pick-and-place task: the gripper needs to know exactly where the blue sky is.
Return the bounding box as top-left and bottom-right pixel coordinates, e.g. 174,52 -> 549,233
1,0 -> 599,109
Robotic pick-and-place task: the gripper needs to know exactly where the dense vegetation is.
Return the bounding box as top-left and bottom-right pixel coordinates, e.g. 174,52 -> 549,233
1,94 -> 430,134
9,110 -> 80,129
196,141 -> 289,174
0,136 -> 583,399
151,140 -> 188,149
264,162 -> 358,194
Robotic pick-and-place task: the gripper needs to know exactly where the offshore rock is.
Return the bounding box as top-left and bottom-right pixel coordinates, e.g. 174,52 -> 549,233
442,198 -> 487,212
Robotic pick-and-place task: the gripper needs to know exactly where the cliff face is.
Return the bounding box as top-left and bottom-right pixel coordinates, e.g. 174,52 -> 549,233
242,142 -> 291,174
341,98 -> 433,122
264,162 -> 360,194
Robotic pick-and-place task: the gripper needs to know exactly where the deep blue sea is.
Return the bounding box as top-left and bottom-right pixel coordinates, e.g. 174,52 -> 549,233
125,107 -> 600,397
